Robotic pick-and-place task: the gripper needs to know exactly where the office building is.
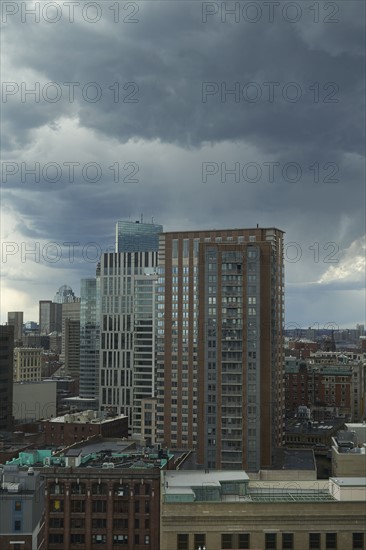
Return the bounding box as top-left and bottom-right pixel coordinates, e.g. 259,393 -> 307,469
98,219 -> 162,433
99,251 -> 158,434
78,277 -> 100,405
54,284 -> 76,304
7,311 -> 23,342
115,219 -> 163,253
14,347 -> 42,382
60,301 -> 80,378
0,325 -> 14,431
156,227 -> 285,471
160,470 -> 366,550
6,443 -> 169,550
39,300 -> 62,335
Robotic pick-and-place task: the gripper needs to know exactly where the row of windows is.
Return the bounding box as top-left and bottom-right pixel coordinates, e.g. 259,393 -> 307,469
49,534 -> 150,544
176,532 -> 364,550
49,482 -> 151,496
50,499 -> 151,513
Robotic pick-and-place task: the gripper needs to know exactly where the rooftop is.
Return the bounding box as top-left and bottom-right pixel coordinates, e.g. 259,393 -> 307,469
5,443 -> 173,471
286,419 -> 344,435
162,471 -> 366,504
331,477 -> 366,487
47,411 -> 126,424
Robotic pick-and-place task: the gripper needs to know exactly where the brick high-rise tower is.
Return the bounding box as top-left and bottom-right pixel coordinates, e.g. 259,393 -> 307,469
156,227 -> 284,471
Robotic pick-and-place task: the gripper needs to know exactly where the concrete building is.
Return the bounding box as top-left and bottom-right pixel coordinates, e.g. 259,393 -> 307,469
14,347 -> 42,382
7,311 -> 23,342
13,380 -> 57,423
39,300 -> 62,335
160,470 -> 366,550
331,426 -> 366,477
43,411 -> 128,446
0,465 -> 45,550
141,398 -> 158,446
0,325 -> 14,431
156,227 -> 285,471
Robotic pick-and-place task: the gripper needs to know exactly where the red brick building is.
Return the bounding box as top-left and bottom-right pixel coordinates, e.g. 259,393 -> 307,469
285,363 -> 352,417
43,411 -> 128,446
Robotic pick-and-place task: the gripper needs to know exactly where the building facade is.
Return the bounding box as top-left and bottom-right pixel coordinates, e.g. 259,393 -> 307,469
160,470 -> 366,550
14,347 -> 42,382
79,277 -> 100,405
13,380 -> 57,423
115,220 -> 163,253
0,325 -> 14,431
0,465 -> 45,550
7,311 -> 23,342
156,227 -> 285,471
99,251 -> 158,434
61,301 -> 80,378
39,300 -> 62,335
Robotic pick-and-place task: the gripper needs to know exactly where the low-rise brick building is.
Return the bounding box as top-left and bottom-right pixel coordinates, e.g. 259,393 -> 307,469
43,410 -> 128,446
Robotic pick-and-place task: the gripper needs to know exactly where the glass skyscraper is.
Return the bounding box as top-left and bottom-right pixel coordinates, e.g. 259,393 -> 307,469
79,277 -> 100,404
115,220 -> 163,253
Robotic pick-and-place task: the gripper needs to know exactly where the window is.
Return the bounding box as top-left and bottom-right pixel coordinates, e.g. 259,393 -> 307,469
172,239 -> 178,259
282,533 -> 294,549
92,535 -> 107,544
51,499 -> 64,512
265,533 -> 277,550
71,482 -> 86,495
113,518 -> 128,529
114,500 -> 128,514
222,533 -> 234,548
353,533 -> 364,549
239,533 -> 250,549
194,534 -> 206,548
326,533 -> 337,549
14,500 -> 22,511
70,534 -> 85,544
177,534 -> 189,550
92,518 -> 107,529
113,535 -> 128,544
114,483 -> 129,496
49,518 -> 64,528
71,500 -> 85,513
49,534 -> 64,544
14,520 -> 21,531
92,500 -> 106,513
92,483 -> 107,495
71,518 -> 85,529
50,482 -> 64,495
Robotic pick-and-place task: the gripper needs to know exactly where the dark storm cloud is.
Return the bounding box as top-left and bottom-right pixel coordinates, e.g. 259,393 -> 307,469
2,1 -> 364,152
1,1 -> 365,324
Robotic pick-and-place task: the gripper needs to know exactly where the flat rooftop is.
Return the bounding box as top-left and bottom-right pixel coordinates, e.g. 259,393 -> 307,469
331,477 -> 366,487
48,412 -> 126,424
163,472 -> 366,504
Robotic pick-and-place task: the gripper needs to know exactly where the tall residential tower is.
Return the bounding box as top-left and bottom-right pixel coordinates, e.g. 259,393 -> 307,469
156,227 -> 284,471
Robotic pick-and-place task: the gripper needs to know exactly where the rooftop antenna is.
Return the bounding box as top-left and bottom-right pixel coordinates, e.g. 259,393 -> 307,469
141,213 -> 143,223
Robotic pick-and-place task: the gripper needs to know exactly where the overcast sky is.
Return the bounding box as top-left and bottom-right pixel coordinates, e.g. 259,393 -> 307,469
1,0 -> 365,328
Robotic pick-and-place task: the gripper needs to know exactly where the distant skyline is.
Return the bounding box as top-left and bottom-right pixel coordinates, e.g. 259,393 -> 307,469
1,1 -> 365,327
